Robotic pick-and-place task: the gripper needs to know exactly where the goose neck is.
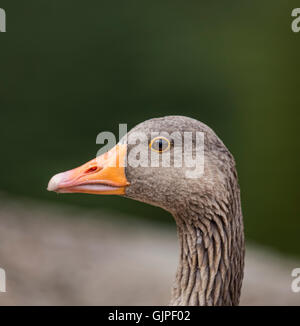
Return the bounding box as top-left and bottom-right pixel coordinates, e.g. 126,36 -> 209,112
170,204 -> 244,306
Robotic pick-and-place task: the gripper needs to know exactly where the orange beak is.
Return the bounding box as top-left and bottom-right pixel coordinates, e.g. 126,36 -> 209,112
47,144 -> 129,195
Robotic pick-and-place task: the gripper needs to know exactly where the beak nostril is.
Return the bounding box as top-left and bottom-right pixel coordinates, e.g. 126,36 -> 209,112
85,166 -> 98,174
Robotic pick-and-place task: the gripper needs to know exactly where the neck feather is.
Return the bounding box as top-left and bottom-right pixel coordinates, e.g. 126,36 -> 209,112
170,188 -> 244,306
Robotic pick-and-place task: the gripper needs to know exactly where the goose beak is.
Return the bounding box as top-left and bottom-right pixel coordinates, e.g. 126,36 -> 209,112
47,144 -> 129,195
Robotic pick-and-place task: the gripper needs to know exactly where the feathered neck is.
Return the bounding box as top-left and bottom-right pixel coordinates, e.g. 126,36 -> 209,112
170,180 -> 245,306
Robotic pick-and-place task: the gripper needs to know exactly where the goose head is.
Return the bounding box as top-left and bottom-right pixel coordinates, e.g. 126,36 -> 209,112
48,115 -> 245,306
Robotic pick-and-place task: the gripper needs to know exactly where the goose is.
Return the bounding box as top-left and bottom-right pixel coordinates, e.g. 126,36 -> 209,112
47,115 -> 245,306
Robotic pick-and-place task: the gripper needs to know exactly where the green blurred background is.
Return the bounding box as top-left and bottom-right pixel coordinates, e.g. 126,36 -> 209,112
1,1 -> 299,256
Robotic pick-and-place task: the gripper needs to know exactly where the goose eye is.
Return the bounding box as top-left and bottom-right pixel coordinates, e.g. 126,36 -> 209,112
149,137 -> 170,153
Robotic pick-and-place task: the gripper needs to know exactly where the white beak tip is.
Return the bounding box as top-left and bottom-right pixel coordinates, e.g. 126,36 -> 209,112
47,172 -> 67,192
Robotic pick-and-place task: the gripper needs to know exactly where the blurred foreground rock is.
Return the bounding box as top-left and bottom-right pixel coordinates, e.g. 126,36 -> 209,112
0,194 -> 299,305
